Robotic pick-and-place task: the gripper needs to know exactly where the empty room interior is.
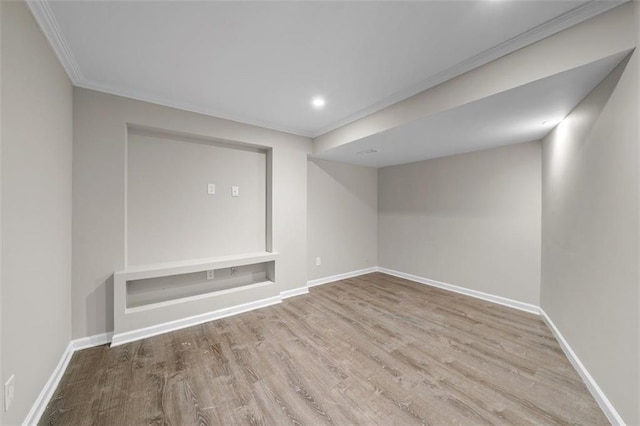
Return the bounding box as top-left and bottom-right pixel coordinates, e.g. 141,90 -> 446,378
1,0 -> 640,424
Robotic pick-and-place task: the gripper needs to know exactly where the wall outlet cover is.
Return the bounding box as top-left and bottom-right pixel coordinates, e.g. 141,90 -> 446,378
207,183 -> 216,195
206,270 -> 215,280
315,257 -> 322,266
232,186 -> 239,197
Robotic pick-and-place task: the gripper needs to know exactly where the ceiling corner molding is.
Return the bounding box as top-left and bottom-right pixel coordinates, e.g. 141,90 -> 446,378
74,80 -> 314,138
310,0 -> 627,138
24,0 -> 311,138
25,0 -> 84,84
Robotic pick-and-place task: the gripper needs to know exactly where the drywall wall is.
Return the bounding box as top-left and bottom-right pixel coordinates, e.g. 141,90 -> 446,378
73,88 -> 312,339
541,54 -> 639,424
1,2 -> 73,423
0,2 -> 4,424
315,2 -> 635,153
307,159 -> 377,280
637,6 -> 640,421
378,142 -> 541,305
127,131 -> 266,265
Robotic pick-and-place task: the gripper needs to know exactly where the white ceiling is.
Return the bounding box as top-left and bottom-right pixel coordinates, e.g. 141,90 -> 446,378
33,0 -> 623,137
313,52 -> 628,168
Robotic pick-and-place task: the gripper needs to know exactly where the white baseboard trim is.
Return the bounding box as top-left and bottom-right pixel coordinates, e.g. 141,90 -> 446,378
22,341 -> 74,426
281,287 -> 309,299
111,295 -> 282,347
23,288 -> 300,423
307,266 -> 379,287
378,267 -> 541,315
71,332 -> 113,351
380,267 -> 623,424
540,309 -> 625,426
25,270 -> 623,426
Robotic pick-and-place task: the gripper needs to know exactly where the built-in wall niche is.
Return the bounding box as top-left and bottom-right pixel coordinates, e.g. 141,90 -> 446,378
126,125 -> 272,266
114,125 -> 276,345
112,251 -> 280,344
126,261 -> 275,310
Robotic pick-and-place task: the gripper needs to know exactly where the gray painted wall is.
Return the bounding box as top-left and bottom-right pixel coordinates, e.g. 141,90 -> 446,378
0,2 -> 3,423
1,0 -> 637,423
378,142 -> 542,305
1,2 -> 73,423
541,55 -> 639,425
637,6 -> 640,422
127,131 -> 266,265
307,159 -> 377,281
73,88 -> 312,339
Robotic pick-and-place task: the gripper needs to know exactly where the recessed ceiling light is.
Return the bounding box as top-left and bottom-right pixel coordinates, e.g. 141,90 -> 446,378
357,149 -> 379,155
311,97 -> 326,109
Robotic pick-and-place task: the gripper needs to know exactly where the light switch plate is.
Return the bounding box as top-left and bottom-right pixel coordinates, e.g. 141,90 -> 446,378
232,186 -> 239,197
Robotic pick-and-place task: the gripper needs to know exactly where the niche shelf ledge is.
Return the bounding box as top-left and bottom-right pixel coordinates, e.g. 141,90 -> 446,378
112,251 -> 279,345
118,251 -> 279,281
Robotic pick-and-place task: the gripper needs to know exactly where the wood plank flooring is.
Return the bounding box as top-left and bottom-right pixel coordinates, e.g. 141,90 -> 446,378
40,273 -> 609,425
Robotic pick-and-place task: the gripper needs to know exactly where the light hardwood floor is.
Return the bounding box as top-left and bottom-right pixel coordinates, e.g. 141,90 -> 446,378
41,273 -> 608,425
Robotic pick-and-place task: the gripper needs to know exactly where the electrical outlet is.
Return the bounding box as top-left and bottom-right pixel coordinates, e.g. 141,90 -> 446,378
5,375 -> 15,412
315,257 -> 322,266
231,186 -> 239,197
207,183 -> 216,195
206,270 -> 215,280
230,267 -> 239,276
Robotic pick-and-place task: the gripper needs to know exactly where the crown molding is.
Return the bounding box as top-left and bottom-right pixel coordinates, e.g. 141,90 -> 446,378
24,0 -> 312,136
25,0 -> 312,137
25,0 -> 83,83
310,0 -> 627,138
25,0 -> 625,139
74,80 -> 315,138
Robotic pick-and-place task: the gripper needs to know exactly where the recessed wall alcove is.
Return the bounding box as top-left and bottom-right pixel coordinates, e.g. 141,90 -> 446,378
112,125 -> 277,345
126,125 -> 272,265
